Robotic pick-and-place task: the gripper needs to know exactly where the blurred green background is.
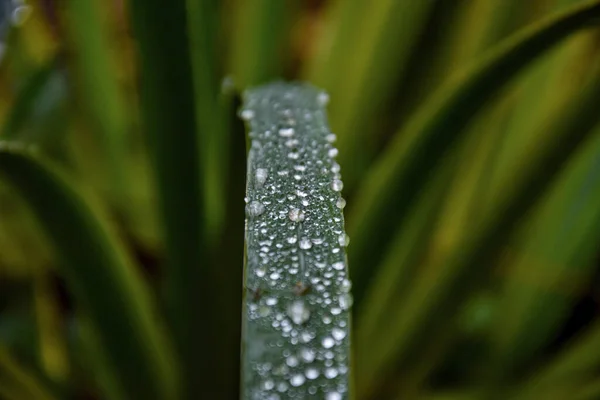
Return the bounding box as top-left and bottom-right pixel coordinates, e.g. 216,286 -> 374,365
1,0 -> 600,399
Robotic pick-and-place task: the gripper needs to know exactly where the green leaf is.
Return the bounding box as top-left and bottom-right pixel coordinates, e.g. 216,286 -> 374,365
65,0 -> 130,206
0,146 -> 180,400
309,0 -> 437,186
486,125 -> 600,381
230,0 -> 298,88
354,50 -> 600,398
0,57 -> 58,140
186,0 -> 229,239
0,343 -> 57,400
240,82 -> 352,399
347,0 -> 600,302
126,0 -> 225,396
517,319 -> 600,399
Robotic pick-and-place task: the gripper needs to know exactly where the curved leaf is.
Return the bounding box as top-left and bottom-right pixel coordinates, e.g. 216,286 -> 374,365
355,53 -> 600,398
0,145 -> 179,400
347,0 -> 600,301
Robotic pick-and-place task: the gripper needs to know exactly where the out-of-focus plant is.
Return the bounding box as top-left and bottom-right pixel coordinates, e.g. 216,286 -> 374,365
0,0 -> 600,399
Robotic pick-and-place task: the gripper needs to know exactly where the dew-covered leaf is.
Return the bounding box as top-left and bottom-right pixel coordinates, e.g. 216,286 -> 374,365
241,83 -> 351,400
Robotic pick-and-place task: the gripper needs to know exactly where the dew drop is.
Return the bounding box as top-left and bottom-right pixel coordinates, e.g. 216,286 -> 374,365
317,92 -> 330,106
258,306 -> 271,317
339,294 -> 353,310
290,374 -> 305,387
299,238 -> 312,250
262,379 -> 275,390
324,367 -> 339,379
341,279 -> 352,292
332,262 -> 345,271
305,367 -> 320,380
256,168 -> 268,186
277,382 -> 288,393
246,201 -> 265,217
332,327 -> 347,340
328,148 -> 339,158
240,109 -> 255,120
326,133 -> 337,143
287,236 -> 298,244
300,348 -> 316,363
338,234 -> 350,247
336,198 -> 346,209
322,337 -> 335,349
279,128 -> 295,137
286,356 -> 299,367
289,208 -> 305,222
332,179 -> 344,192
326,392 -> 342,400
287,300 -> 310,324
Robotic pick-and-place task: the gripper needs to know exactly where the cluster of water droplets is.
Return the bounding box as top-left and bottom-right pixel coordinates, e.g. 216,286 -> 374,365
241,83 -> 351,399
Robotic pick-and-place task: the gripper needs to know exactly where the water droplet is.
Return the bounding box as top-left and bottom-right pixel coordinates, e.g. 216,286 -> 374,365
328,148 -> 339,158
332,179 -> 344,192
322,337 -> 335,349
11,5 -> 31,25
332,327 -> 346,340
240,109 -> 255,120
317,92 -> 330,106
265,297 -> 278,306
256,168 -> 268,186
326,133 -> 337,143
300,331 -> 314,343
279,128 -> 295,137
299,238 -> 312,249
326,368 -> 339,380
270,272 -> 281,280
339,294 -> 353,310
332,262 -> 345,271
287,300 -> 310,324
341,279 -> 352,292
286,355 -> 299,367
300,348 -> 315,363
246,201 -> 265,217
305,367 -> 319,380
331,162 -> 341,173
336,198 -> 346,209
289,208 -> 305,222
290,374 -> 305,387
262,379 -> 275,390
287,236 -> 298,244
338,234 -> 350,247
258,306 -> 271,317
326,392 -> 342,400
277,382 -> 288,393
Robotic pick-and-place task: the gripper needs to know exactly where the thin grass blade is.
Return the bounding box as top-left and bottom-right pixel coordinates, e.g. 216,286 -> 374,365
0,343 -> 57,400
0,146 -> 179,399
65,0 -> 129,206
347,0 -> 600,302
230,0 -> 298,88
125,1 -> 215,396
355,56 -> 600,398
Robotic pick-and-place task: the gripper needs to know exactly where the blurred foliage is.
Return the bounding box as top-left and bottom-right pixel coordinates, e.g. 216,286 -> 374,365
0,0 -> 599,399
